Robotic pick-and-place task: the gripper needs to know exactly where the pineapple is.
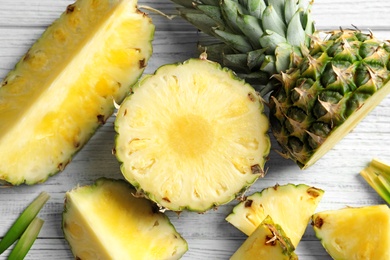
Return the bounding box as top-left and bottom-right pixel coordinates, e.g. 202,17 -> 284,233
62,178 -> 188,259
114,57 -> 271,212
231,215 -> 297,260
0,0 -> 154,185
312,205 -> 390,260
269,30 -> 390,169
170,0 -> 314,95
226,183 -> 324,247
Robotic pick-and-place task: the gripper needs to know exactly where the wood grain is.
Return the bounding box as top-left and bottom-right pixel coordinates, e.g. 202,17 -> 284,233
1,0 -> 390,259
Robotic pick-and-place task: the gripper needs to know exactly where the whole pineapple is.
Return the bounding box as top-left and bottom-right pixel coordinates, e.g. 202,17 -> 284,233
269,30 -> 390,168
171,0 -> 314,95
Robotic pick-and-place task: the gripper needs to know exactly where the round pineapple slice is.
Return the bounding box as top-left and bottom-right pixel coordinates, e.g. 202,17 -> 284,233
114,58 -> 270,212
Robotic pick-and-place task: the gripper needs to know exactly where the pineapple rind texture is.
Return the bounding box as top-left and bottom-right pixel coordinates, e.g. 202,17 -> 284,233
170,0 -> 314,95
269,30 -> 390,169
230,215 -> 298,260
312,205 -> 390,260
0,0 -> 154,185
62,178 -> 188,260
114,58 -> 271,212
226,183 -> 324,247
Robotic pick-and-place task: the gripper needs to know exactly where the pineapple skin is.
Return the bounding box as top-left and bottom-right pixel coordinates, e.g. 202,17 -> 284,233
62,178 -> 188,260
231,215 -> 298,260
0,0 -> 154,185
226,183 -> 324,247
270,30 -> 390,169
312,205 -> 390,260
114,58 -> 271,212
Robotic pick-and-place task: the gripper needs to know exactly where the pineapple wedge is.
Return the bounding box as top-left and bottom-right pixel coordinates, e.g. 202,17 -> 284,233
62,178 -> 188,259
114,57 -> 270,212
0,0 -> 154,185
360,158 -> 390,204
231,216 -> 297,260
312,205 -> 390,260
226,183 -> 324,247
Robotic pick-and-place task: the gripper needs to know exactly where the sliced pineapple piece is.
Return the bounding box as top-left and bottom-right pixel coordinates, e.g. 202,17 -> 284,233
62,178 -> 187,259
312,205 -> 390,260
360,158 -> 390,204
0,0 -> 154,185
231,215 -> 297,260
114,57 -> 271,212
226,183 -> 324,247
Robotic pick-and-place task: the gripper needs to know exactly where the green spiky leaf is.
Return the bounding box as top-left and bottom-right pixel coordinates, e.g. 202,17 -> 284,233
262,5 -> 287,38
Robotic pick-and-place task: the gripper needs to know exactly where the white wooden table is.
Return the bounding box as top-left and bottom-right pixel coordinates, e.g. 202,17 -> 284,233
1,0 -> 390,259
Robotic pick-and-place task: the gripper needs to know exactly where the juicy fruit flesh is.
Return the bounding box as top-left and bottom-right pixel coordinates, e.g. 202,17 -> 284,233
270,30 -> 390,169
226,184 -> 324,247
231,216 -> 297,260
0,0 -> 154,185
115,58 -> 270,212
63,178 -> 187,259
312,205 -> 390,260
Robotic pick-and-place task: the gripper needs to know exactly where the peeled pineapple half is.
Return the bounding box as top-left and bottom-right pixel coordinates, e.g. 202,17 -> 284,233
114,58 -> 270,212
312,205 -> 390,260
0,0 -> 154,185
226,183 -> 324,247
63,178 -> 188,259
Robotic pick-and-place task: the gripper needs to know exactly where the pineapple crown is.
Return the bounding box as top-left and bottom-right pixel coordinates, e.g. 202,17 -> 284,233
171,0 -> 315,96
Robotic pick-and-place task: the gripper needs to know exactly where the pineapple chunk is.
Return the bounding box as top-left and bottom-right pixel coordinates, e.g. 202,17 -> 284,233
312,205 -> 390,260
231,216 -> 297,260
62,178 -> 187,259
0,0 -> 154,185
226,183 -> 324,247
114,58 -> 271,212
360,158 -> 390,204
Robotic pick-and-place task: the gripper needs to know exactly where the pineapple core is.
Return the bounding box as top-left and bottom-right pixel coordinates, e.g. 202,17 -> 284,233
167,114 -> 214,158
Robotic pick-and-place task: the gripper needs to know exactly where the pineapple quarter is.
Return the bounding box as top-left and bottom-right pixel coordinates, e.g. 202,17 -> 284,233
63,178 -> 188,260
0,0 -> 154,185
312,205 -> 390,260
226,183 -> 324,247
114,58 -> 270,212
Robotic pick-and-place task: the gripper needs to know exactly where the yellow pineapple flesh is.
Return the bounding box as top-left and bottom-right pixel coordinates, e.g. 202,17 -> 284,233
63,178 -> 187,259
312,205 -> 390,259
231,216 -> 297,260
0,0 -> 154,185
114,58 -> 271,212
226,183 -> 324,247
